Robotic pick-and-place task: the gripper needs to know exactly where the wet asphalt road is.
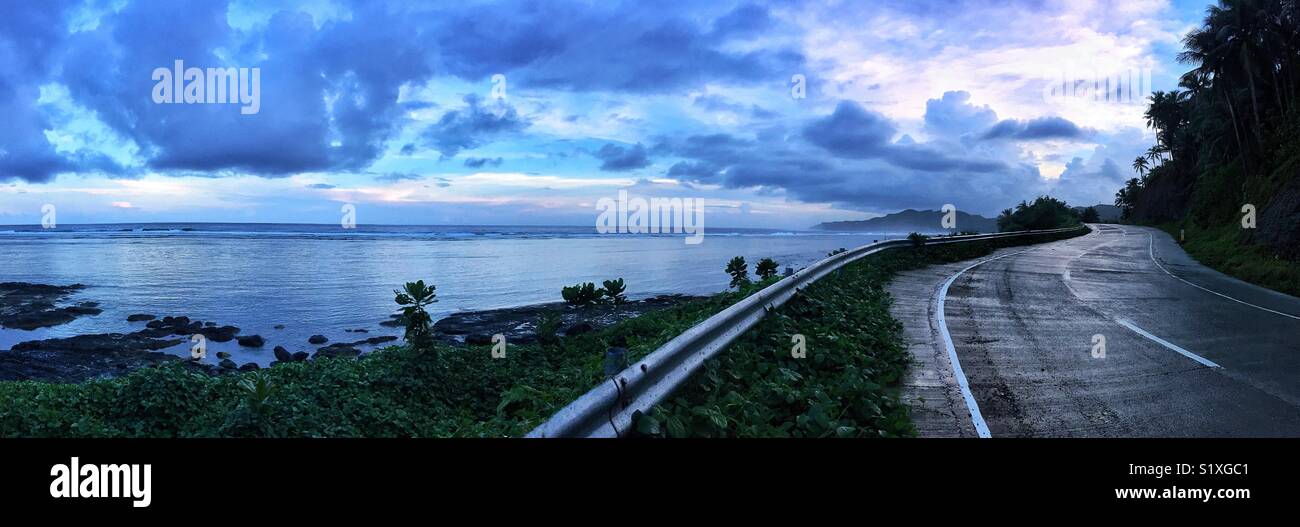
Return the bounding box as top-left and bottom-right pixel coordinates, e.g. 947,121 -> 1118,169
892,224 -> 1300,437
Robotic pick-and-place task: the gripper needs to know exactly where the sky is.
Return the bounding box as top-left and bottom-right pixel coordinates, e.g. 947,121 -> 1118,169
0,0 -> 1212,228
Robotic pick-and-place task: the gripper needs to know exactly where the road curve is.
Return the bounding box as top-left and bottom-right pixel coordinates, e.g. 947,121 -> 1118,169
890,224 -> 1300,437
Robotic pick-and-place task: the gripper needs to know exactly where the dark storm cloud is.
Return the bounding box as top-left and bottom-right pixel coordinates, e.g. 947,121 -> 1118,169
52,0 -> 436,176
802,101 -> 1007,173
419,95 -> 530,158
657,100 -> 1046,214
428,1 -> 803,92
3,0 -> 803,182
0,0 -> 80,182
981,116 -> 1087,141
593,143 -> 651,171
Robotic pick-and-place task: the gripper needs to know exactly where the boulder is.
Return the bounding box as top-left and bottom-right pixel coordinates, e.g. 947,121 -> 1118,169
126,314 -> 156,322
308,335 -> 328,344
219,358 -> 237,370
273,346 -> 292,362
236,335 -> 265,347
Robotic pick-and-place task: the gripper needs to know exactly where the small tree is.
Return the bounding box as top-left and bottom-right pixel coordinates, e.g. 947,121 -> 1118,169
755,258 -> 779,280
395,280 -> 438,351
601,278 -> 628,304
907,232 -> 930,246
561,282 -> 602,305
1080,206 -> 1100,223
725,256 -> 749,288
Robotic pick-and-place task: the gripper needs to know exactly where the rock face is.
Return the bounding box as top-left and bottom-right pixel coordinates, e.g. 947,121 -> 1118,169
0,283 -> 101,330
1253,175 -> 1300,260
431,295 -> 700,345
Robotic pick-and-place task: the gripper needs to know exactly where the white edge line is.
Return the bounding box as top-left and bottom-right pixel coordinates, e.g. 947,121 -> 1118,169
936,249 -> 1034,438
1115,319 -> 1221,369
1148,232 -> 1300,321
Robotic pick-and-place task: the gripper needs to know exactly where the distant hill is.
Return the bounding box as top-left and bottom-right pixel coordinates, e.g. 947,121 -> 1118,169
1071,204 -> 1122,223
813,209 -> 999,233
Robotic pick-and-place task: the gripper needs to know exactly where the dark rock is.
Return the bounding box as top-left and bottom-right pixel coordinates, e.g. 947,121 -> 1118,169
274,324 -> 285,329
561,322 -> 594,337
308,334 -> 328,344
0,331 -> 202,383
365,336 -> 398,345
378,314 -> 404,327
238,363 -> 259,372
199,325 -> 240,342
291,352 -> 309,362
127,313 -> 156,322
204,321 -> 216,327
216,351 -> 231,359
313,343 -> 360,359
219,359 -> 237,370
0,283 -> 100,330
236,335 -> 265,347
273,346 -> 292,362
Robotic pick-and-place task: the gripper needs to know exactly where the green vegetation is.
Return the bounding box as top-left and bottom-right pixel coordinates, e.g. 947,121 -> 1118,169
725,256 -> 750,288
561,278 -> 631,305
755,258 -> 780,280
394,280 -> 437,351
1080,207 -> 1101,223
601,279 -> 628,304
1117,1 -> 1300,288
634,228 -> 1087,438
906,232 -> 930,246
1159,222 -> 1300,297
561,282 -> 602,305
996,196 -> 1082,232
0,285 -> 765,437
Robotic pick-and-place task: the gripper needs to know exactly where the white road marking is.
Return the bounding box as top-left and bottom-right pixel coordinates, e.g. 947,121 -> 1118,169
1115,319 -> 1221,369
936,249 -> 1035,438
1147,232 -> 1300,321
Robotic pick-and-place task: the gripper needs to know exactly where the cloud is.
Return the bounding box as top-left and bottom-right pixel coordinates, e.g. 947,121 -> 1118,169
373,172 -> 423,182
429,1 -> 803,93
593,143 -> 651,171
419,94 -> 530,158
307,183 -> 336,189
464,156 -> 504,168
50,0 -> 438,176
981,117 -> 1088,141
924,91 -> 998,139
802,100 -> 1006,173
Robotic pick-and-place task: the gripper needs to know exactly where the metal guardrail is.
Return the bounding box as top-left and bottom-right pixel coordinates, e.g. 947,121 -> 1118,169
526,226 -> 1087,438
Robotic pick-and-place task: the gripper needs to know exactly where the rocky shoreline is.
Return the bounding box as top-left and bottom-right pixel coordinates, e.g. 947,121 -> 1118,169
1,282 -> 701,383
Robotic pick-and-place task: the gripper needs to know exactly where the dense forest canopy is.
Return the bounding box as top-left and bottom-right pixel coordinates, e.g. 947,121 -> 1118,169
1119,0 -> 1300,259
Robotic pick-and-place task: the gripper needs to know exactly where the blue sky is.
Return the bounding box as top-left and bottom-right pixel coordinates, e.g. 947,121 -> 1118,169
0,0 -> 1209,228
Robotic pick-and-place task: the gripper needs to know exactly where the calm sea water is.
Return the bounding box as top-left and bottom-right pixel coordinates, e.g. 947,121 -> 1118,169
0,223 -> 897,366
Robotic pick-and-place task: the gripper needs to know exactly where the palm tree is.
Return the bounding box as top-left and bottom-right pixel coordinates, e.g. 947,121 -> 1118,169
1132,156 -> 1149,178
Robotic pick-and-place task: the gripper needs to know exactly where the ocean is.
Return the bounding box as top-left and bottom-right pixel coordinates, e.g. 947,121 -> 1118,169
0,223 -> 897,365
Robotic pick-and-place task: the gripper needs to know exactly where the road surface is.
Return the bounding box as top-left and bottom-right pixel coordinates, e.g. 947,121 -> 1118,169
890,224 -> 1300,437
